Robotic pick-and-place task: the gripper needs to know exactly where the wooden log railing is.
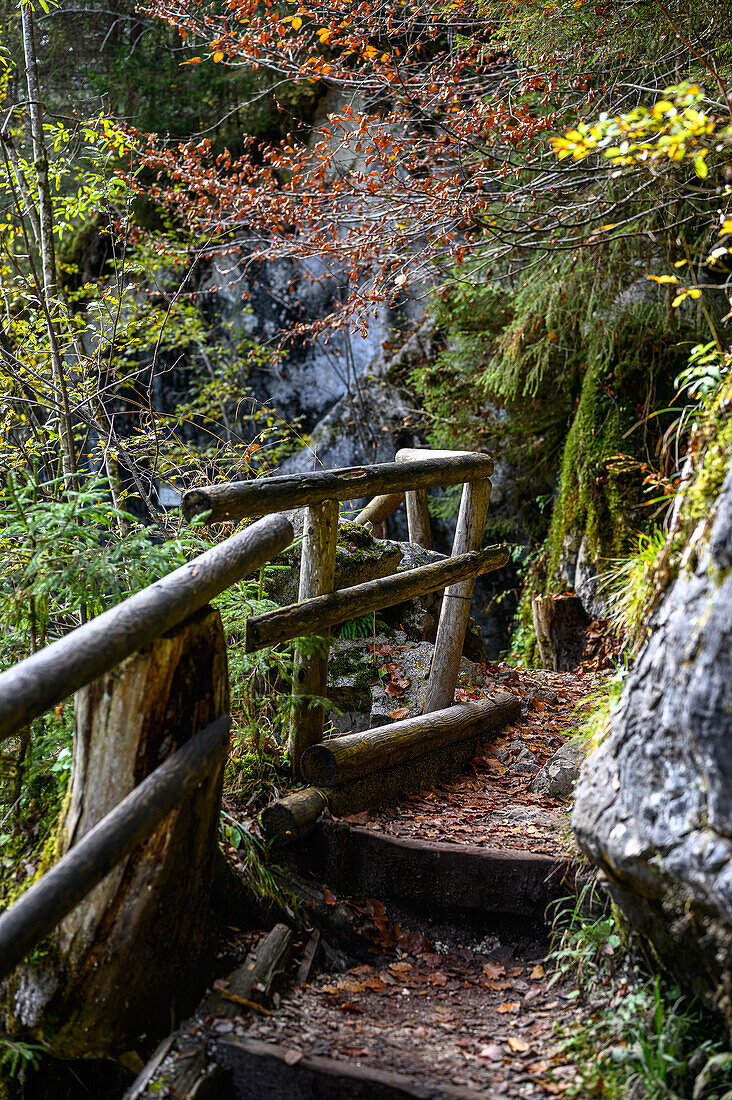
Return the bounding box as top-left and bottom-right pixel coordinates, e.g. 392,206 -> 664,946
0,513 -> 293,1044
183,447 -> 503,773
0,447 -> 507,1053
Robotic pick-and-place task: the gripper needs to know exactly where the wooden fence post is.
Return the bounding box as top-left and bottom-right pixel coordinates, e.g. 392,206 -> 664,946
405,489 -> 432,550
289,500 -> 338,773
423,479 -> 492,713
8,606 -> 230,1059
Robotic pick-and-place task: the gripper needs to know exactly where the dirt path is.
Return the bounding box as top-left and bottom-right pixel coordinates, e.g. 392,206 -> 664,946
211,665 -> 601,1098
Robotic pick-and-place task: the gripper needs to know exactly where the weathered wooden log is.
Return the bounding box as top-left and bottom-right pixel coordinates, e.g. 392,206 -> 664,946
300,695 -> 518,787
260,787 -> 329,843
2,607 -> 231,1059
423,479 -> 492,713
531,594 -> 590,671
206,923 -> 292,1017
182,453 -> 494,525
215,1036 -> 491,1100
353,491 -> 405,532
404,489 -> 432,550
0,513 -> 292,743
245,545 -> 509,653
126,924 -> 292,1099
290,500 -> 338,772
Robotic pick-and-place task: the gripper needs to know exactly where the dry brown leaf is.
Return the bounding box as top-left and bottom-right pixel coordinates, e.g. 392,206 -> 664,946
507,1036 -> 530,1053
497,1002 -> 520,1014
389,706 -> 410,720
530,963 -> 546,980
482,961 -> 506,979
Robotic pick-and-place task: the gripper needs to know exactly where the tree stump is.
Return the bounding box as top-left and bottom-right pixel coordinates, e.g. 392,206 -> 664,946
531,594 -> 590,671
6,606 -> 230,1059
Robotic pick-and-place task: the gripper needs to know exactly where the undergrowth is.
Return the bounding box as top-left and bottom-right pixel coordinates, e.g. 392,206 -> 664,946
549,884 -> 732,1099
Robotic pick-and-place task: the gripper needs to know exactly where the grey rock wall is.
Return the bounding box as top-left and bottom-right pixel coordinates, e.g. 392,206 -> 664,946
572,463 -> 732,1019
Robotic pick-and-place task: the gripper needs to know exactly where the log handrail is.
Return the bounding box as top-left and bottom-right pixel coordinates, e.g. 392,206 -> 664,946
0,447 -> 504,1017
0,714 -> 232,983
244,544 -> 509,652
181,451 -> 494,525
0,514 -> 293,983
0,513 -> 293,744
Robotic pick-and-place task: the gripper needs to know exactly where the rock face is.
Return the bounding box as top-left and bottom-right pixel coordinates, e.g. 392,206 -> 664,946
572,464 -> 732,1020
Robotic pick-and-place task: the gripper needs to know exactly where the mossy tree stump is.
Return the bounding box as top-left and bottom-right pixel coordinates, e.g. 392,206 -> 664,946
4,606 -> 230,1059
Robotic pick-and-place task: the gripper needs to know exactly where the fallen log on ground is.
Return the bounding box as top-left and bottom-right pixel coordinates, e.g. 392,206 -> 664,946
125,924 -> 292,1100
300,695 -> 518,787
245,545 -> 509,652
260,695 -> 520,844
259,787 -> 329,844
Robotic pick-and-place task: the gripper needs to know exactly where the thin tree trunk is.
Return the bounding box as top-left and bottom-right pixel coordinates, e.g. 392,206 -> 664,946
20,1 -> 77,485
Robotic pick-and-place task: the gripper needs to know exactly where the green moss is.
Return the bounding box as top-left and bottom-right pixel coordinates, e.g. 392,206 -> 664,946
545,304 -> 694,585
337,520 -> 381,553
684,413 -> 732,531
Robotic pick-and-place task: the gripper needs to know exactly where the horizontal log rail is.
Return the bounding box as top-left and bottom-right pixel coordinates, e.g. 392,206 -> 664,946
0,514 -> 293,990
245,544 -> 509,652
0,715 -> 231,984
0,513 -> 293,744
0,446 -> 506,1030
181,452 -> 494,525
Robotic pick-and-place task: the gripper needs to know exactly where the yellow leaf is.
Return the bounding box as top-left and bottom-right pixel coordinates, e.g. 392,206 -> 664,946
213,51 -> 224,62
694,155 -> 708,179
292,16 -> 302,29
688,288 -> 702,299
646,274 -> 678,284
671,291 -> 687,307
674,259 -> 688,267
317,27 -> 330,42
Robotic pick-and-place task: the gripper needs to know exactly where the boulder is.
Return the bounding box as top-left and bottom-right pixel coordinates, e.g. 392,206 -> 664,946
532,740 -> 586,799
572,463 -> 732,1020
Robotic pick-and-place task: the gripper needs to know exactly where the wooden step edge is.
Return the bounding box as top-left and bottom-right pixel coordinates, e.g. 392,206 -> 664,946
214,1035 -> 503,1100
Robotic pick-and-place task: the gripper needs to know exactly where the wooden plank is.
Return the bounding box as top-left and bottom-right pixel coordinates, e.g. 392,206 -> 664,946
289,500 -> 338,773
0,713 -> 231,983
181,453 -> 494,524
423,480 -> 492,713
206,923 -> 292,1018
405,489 -> 432,550
245,545 -> 509,652
299,695 -> 518,787
0,513 -> 293,743
300,819 -> 579,921
214,1036 -> 494,1099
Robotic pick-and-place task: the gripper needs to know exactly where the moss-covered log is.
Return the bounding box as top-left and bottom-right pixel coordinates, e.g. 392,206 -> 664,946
300,694 -> 518,787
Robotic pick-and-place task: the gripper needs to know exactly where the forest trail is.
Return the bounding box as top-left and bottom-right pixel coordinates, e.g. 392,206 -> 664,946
133,664 -> 605,1099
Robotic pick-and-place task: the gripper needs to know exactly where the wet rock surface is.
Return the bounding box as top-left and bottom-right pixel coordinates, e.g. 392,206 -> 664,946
572,465 -> 732,1018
